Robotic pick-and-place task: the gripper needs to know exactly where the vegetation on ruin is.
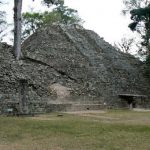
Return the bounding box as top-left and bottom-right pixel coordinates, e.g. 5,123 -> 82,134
22,4 -> 83,40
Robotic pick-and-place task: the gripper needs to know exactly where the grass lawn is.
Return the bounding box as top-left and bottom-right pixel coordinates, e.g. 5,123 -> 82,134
0,110 -> 150,150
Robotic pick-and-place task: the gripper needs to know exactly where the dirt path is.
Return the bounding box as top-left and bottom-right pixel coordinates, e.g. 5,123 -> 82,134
65,110 -> 119,120
133,108 -> 150,112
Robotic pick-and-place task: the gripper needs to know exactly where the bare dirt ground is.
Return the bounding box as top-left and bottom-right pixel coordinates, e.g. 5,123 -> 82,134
64,110 -> 119,120
133,108 -> 150,112
64,109 -> 150,125
64,110 -> 106,115
29,110 -> 107,121
29,109 -> 150,123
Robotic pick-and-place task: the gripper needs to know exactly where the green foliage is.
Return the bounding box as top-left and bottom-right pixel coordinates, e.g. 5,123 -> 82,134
122,0 -> 150,14
123,1 -> 150,58
43,0 -> 64,6
146,54 -> 150,64
129,5 -> 150,57
145,55 -> 150,79
22,12 -> 44,39
53,3 -> 82,25
22,3 -> 83,40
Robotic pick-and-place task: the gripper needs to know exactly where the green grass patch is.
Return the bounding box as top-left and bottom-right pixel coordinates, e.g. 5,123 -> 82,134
0,110 -> 150,150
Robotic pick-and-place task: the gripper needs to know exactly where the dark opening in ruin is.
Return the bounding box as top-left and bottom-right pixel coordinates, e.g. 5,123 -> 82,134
118,94 -> 147,109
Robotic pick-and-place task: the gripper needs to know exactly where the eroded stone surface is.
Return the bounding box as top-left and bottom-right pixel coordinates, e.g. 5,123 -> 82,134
0,25 -> 150,113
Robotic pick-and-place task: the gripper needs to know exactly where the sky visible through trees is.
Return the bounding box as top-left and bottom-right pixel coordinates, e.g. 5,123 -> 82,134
1,0 -> 134,45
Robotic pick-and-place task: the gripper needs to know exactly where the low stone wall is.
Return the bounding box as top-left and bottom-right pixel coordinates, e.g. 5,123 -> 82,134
0,101 -> 47,114
0,101 -> 106,114
46,103 -> 72,112
28,102 -> 47,114
70,104 -> 104,111
46,103 -> 105,112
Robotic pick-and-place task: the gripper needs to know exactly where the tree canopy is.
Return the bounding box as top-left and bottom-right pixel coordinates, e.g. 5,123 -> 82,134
13,0 -> 76,60
129,5 -> 150,52
22,2 -> 83,40
123,0 -> 150,79
123,0 -> 150,56
122,0 -> 150,14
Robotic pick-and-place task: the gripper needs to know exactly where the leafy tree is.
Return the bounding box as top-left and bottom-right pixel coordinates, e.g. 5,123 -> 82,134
129,5 -> 150,53
14,0 -> 60,60
22,11 -> 62,39
22,12 -> 44,39
13,0 -> 61,114
122,0 -> 150,15
53,2 -> 82,25
123,0 -> 150,79
123,0 -> 150,55
22,3 -> 83,40
43,0 -> 64,6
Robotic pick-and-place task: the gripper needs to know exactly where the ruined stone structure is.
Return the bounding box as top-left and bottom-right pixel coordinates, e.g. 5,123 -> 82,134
0,24 -> 150,113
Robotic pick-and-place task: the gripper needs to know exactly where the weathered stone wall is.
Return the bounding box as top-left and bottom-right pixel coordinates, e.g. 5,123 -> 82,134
0,24 -> 150,113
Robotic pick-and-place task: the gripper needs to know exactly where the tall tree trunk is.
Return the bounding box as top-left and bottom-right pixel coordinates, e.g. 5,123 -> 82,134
14,0 -> 22,60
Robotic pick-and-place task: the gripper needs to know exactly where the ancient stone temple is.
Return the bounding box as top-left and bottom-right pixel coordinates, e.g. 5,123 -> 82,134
0,24 -> 150,114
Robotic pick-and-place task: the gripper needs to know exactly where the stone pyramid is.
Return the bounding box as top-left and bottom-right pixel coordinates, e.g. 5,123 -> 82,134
0,24 -> 150,113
